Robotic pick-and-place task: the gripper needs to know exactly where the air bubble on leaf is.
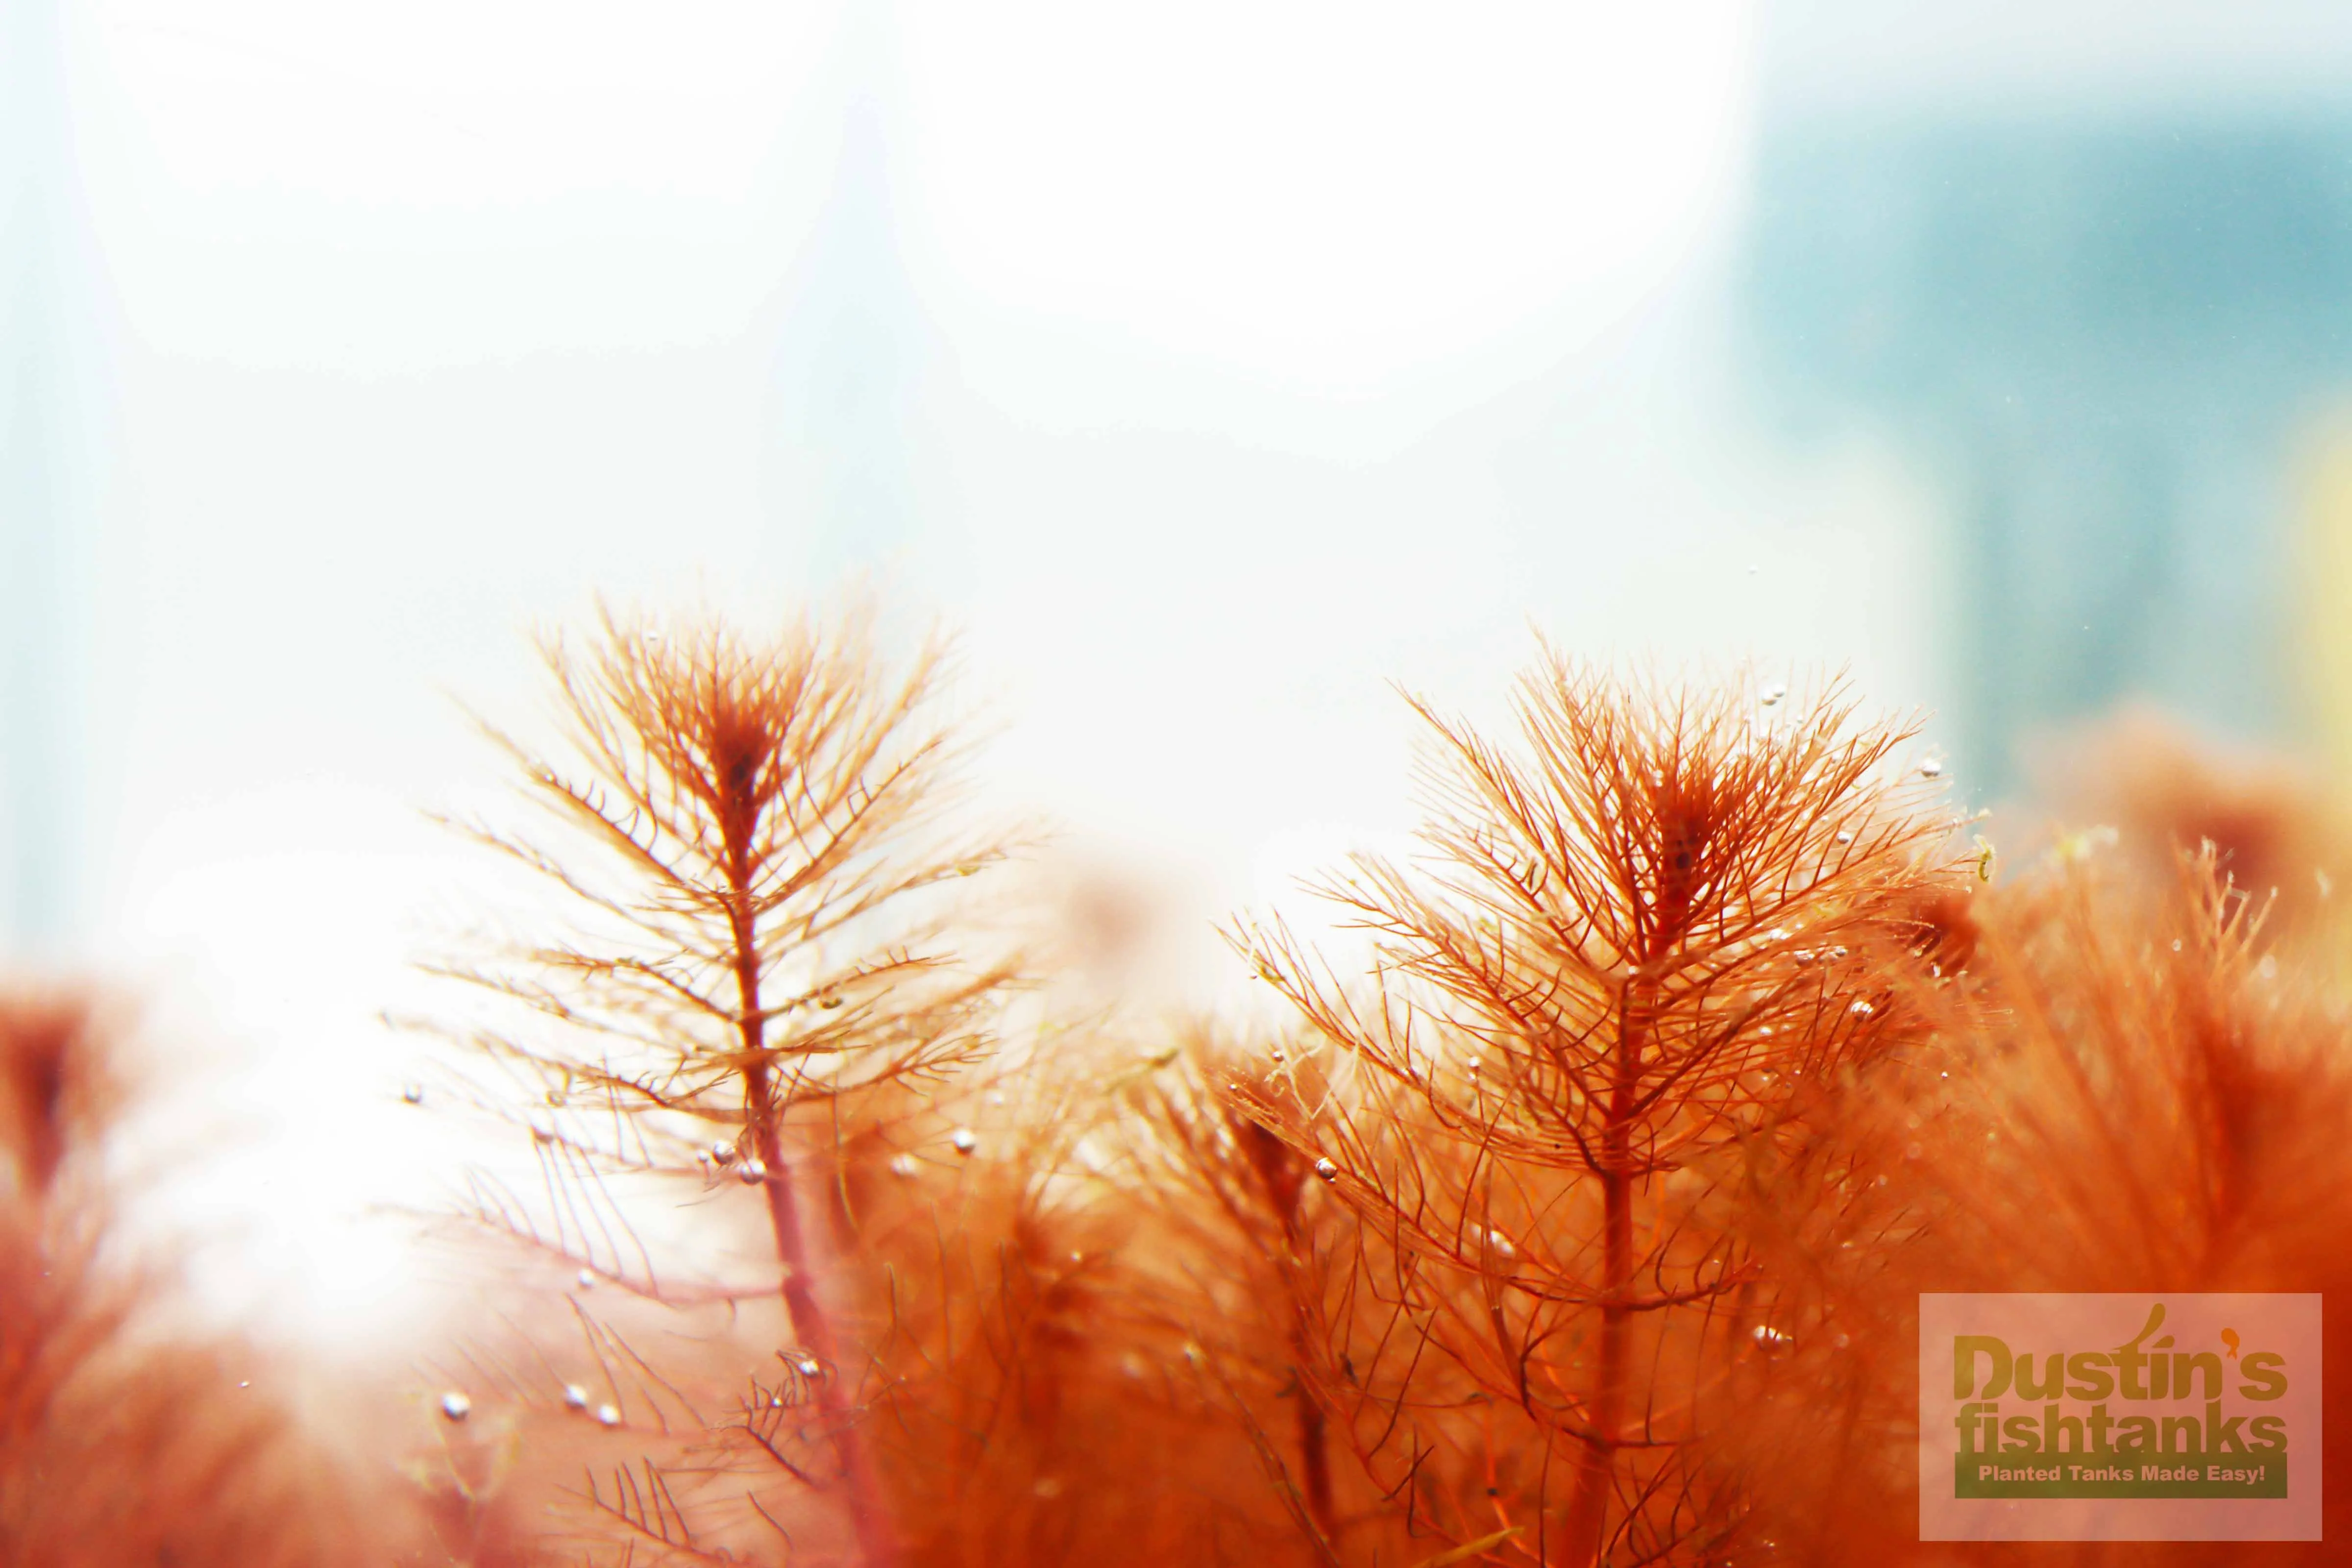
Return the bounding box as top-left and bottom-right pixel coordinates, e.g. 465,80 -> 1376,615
1917,757 -> 1944,780
1313,1157 -> 1339,1182
1485,1229 -> 1516,1258
711,1142 -> 733,1165
819,994 -> 844,1010
576,1269 -> 596,1290
1760,682 -> 1787,708
888,1152 -> 920,1178
439,1391 -> 472,1423
595,1403 -> 621,1427
790,1353 -> 821,1377
563,1383 -> 589,1411
401,1083 -> 424,1105
950,1128 -> 978,1155
2172,938 -> 2184,952
1269,1046 -> 1285,1063
1465,1056 -> 1481,1074
1850,1000 -> 1874,1017
1835,830 -> 1856,845
1751,1325 -> 1792,1348
738,1158 -> 768,1184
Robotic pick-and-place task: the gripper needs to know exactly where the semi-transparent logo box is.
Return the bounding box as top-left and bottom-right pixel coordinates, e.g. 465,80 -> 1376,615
1920,1293 -> 2321,1541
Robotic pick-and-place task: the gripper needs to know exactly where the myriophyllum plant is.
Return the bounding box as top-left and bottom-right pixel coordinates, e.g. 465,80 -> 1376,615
442,602 -> 1014,1567
1233,657 -> 1960,1566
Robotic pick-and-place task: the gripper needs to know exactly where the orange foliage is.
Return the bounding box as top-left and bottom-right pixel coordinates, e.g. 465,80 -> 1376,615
22,600 -> 2352,1568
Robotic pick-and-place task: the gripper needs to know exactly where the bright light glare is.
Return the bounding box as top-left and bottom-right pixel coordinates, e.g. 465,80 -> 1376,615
901,2 -> 1753,392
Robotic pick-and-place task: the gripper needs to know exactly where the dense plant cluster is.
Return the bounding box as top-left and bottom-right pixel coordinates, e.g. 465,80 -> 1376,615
5,599 -> 2351,1566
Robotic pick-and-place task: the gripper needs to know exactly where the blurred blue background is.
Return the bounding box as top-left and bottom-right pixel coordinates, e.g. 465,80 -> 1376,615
1744,0 -> 2352,796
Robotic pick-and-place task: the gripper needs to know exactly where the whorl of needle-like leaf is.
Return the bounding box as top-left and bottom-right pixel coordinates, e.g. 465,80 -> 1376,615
1237,651 -> 1962,1186
444,598 -> 1013,1132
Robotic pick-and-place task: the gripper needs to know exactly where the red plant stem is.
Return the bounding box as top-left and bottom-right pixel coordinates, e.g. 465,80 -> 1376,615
1276,1197 -> 1335,1540
730,900 -> 894,1568
1294,1318 -> 1335,1539
1565,970 -> 1652,1567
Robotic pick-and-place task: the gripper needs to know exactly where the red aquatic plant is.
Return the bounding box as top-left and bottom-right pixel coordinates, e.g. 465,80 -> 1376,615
1232,657 -> 1964,1565
438,599 -> 1018,1566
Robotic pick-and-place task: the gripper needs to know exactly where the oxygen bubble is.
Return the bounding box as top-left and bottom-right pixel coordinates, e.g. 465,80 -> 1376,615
564,1384 -> 589,1411
949,1128 -> 978,1156
888,1152 -> 920,1178
576,1269 -> 597,1290
1850,1000 -> 1874,1017
1751,1325 -> 1792,1348
440,1392 -> 472,1423
790,1354 -> 821,1377
1313,1157 -> 1339,1182
1917,758 -> 1944,780
1835,830 -> 1856,845
401,1083 -> 424,1105
595,1403 -> 621,1427
738,1159 -> 768,1184
711,1142 -> 733,1164
1760,683 -> 1787,708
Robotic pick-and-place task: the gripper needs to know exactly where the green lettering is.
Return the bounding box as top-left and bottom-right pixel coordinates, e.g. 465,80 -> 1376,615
2239,1352 -> 2288,1401
2208,1401 -> 2247,1454
1956,1335 -> 2012,1399
2066,1351 -> 2115,1400
2013,1350 -> 2065,1400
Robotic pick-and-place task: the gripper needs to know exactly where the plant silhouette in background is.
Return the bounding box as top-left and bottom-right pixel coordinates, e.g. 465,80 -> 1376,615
1735,840 -> 2352,1568
1233,659 -> 1963,1565
0,989 -> 420,1567
441,601 -> 1015,1566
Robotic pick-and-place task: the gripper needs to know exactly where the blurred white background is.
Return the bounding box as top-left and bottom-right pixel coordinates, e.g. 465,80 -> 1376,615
4,0 -> 1969,1338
